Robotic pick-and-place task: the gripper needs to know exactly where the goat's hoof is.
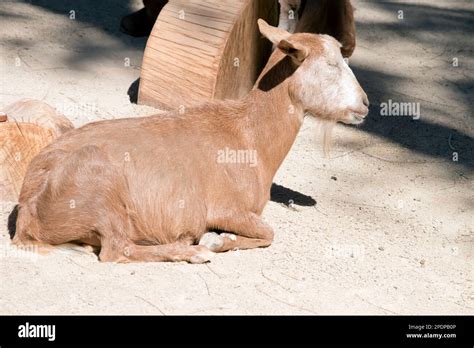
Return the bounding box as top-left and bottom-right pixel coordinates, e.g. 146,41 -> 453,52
221,232 -> 237,241
199,232 -> 224,251
190,248 -> 215,264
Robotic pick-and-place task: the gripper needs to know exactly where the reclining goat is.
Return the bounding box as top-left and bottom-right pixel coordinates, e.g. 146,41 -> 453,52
10,20 -> 369,263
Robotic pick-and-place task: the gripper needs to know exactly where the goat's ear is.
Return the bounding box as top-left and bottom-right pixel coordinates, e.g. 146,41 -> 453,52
258,18 -> 291,45
277,39 -> 309,64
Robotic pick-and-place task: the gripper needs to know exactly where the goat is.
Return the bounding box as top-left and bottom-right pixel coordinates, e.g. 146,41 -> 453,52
278,0 -> 302,33
9,19 -> 369,263
279,0 -> 356,57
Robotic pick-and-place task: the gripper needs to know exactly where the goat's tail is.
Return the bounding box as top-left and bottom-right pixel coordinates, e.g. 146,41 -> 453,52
7,204 -> 19,240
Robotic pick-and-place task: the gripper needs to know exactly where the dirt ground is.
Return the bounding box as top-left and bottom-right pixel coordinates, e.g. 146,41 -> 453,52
0,0 -> 472,314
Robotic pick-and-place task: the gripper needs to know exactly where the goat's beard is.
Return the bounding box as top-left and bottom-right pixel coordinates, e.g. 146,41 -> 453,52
306,112 -> 335,157
320,120 -> 335,157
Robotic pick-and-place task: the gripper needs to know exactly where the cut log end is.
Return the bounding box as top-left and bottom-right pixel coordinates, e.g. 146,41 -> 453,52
0,100 -> 74,203
138,0 -> 279,110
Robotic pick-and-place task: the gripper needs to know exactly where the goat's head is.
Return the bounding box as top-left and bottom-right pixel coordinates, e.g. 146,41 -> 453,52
258,19 -> 369,125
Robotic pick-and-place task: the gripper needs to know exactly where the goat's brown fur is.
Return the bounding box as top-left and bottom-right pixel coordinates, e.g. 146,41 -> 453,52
11,20 -> 368,263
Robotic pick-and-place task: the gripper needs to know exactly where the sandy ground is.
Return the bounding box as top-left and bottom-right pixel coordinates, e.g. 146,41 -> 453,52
0,0 -> 472,314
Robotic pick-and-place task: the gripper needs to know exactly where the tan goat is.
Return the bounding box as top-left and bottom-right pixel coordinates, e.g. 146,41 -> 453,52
9,20 -> 369,263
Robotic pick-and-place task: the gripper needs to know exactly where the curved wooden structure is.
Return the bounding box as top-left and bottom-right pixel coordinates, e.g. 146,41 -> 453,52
138,0 -> 279,110
0,99 -> 74,202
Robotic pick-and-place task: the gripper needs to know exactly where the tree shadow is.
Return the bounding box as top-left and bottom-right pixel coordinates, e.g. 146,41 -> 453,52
350,65 -> 474,170
4,0 -> 148,70
3,0 -> 473,172
20,0 -> 136,39
350,1 -> 474,171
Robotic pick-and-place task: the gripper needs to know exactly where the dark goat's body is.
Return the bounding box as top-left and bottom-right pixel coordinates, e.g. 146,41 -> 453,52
297,0 -> 356,57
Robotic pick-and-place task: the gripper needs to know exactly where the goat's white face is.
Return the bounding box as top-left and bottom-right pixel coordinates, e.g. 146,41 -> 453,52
258,19 -> 369,125
293,35 -> 369,124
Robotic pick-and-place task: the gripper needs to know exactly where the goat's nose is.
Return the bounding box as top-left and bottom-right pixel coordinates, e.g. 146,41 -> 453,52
362,94 -> 370,108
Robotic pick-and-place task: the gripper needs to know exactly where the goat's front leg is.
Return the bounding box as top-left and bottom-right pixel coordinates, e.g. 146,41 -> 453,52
100,240 -> 215,264
200,213 -> 274,252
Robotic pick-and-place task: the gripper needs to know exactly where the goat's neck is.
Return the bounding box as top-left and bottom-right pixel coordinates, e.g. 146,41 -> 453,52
246,81 -> 305,185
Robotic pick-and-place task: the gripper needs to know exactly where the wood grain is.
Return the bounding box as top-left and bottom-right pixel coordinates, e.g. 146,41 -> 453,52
0,99 -> 74,202
138,0 -> 279,110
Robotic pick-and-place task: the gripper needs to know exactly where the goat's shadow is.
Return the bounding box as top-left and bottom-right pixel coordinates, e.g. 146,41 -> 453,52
128,78 -> 140,104
270,183 -> 316,207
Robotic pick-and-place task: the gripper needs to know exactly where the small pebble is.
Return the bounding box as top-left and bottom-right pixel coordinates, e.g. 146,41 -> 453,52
331,176 -> 337,181
378,246 -> 385,251
420,259 -> 426,266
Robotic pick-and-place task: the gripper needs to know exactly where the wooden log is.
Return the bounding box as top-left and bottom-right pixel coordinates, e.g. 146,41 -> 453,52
0,99 -> 74,202
138,0 -> 279,110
